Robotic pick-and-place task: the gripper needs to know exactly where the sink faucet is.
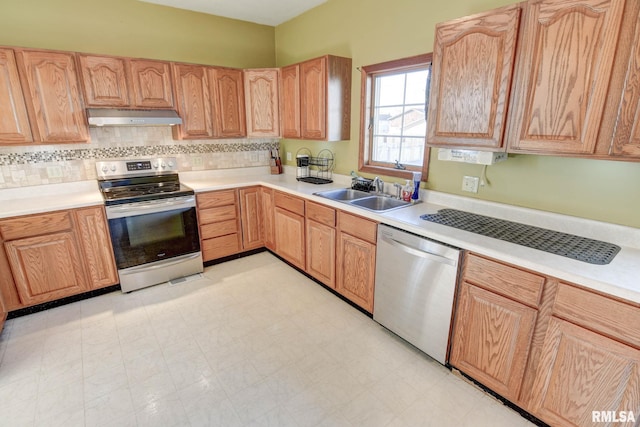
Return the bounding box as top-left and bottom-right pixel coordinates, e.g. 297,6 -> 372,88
393,182 -> 403,199
373,176 -> 384,194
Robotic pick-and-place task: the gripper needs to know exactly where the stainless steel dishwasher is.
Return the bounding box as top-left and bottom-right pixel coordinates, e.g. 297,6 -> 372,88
373,224 -> 461,365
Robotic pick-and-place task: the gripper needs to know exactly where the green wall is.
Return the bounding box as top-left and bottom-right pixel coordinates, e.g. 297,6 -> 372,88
275,0 -> 640,228
0,0 -> 275,68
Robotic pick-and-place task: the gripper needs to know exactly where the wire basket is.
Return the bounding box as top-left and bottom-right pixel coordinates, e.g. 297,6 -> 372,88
296,148 -> 334,184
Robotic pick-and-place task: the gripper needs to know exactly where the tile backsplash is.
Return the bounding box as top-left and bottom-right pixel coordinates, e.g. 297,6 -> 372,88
0,127 -> 280,188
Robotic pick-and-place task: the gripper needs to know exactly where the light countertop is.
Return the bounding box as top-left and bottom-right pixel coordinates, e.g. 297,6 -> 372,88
2,166 -> 639,305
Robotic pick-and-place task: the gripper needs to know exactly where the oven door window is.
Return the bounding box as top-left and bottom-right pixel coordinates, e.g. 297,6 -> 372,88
109,206 -> 200,269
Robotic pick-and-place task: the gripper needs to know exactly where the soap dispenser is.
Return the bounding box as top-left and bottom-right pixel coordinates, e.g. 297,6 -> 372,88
402,179 -> 413,202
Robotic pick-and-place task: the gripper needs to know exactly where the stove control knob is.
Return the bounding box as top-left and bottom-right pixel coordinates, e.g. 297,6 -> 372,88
152,162 -> 159,169
110,165 -> 117,172
161,162 -> 166,169
101,165 -> 109,173
167,161 -> 174,168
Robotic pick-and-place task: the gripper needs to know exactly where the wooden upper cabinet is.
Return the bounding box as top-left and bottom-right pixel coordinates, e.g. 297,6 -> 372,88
172,63 -> 213,140
244,69 -> 280,137
209,67 -> 246,138
77,54 -> 129,107
427,4 -> 521,150
507,0 -> 625,155
282,55 -> 351,141
128,59 -> 174,108
300,57 -> 327,140
281,64 -> 301,138
0,48 -> 33,145
17,49 -> 89,143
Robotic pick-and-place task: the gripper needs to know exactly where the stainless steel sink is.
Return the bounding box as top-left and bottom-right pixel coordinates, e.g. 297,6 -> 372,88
313,188 -> 412,212
350,196 -> 411,212
313,188 -> 372,201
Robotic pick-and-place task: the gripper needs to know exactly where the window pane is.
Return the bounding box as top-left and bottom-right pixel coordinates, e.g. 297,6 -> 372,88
373,106 -> 404,136
402,108 -> 427,136
376,73 -> 406,107
371,135 -> 401,164
398,137 -> 425,166
404,69 -> 429,104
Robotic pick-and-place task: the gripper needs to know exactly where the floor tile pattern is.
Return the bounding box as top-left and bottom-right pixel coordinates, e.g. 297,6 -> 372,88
0,252 -> 535,426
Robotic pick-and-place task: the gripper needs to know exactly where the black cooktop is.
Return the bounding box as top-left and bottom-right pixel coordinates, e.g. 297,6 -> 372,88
98,174 -> 194,205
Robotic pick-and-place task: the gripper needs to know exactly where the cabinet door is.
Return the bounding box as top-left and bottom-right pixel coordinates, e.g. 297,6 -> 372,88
281,64 -> 301,138
239,187 -> 263,250
427,5 -> 521,149
74,206 -> 118,289
129,59 -> 174,109
0,48 -> 33,144
244,69 -> 280,137
507,0 -> 625,154
336,232 -> 375,312
274,207 -> 305,270
172,63 -> 213,139
261,187 -> 275,251
18,50 -> 89,143
306,219 -> 335,288
530,318 -> 640,427
450,282 -> 537,402
209,68 -> 246,138
0,292 -> 6,335
77,54 -> 130,107
5,232 -> 87,305
300,57 -> 326,140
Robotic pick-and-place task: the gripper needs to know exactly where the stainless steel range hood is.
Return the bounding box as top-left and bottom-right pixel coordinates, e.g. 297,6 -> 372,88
87,108 -> 183,126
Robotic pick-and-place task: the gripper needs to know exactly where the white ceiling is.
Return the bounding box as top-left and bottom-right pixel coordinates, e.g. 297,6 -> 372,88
138,0 -> 328,26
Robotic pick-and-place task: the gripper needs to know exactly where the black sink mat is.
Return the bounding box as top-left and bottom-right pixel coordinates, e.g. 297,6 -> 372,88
420,209 -> 620,265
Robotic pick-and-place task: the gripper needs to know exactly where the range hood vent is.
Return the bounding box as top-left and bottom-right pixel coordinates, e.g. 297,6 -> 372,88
87,108 -> 183,127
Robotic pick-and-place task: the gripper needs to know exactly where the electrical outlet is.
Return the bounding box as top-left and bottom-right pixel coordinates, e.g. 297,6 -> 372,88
46,165 -> 63,178
191,156 -> 203,168
286,152 -> 292,161
462,176 -> 480,193
250,152 -> 258,162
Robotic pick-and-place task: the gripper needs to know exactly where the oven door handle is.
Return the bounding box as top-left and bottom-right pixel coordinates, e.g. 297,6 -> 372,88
106,197 -> 196,219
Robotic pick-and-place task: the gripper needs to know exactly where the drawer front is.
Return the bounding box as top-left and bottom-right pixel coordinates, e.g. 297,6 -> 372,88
201,219 -> 238,239
553,282 -> 640,349
199,205 -> 237,225
464,254 -> 545,308
337,211 -> 377,244
202,234 -> 241,261
274,191 -> 305,216
306,201 -> 335,227
0,211 -> 72,241
197,190 -> 237,209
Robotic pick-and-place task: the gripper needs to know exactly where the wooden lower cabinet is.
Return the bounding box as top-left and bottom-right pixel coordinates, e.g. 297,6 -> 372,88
450,282 -> 537,402
305,202 -> 336,289
261,187 -> 275,250
335,212 -> 376,312
74,206 -> 118,289
274,207 -> 305,270
530,318 -> 640,427
5,231 -> 87,306
0,293 -> 6,335
239,187 -> 263,250
197,189 -> 241,261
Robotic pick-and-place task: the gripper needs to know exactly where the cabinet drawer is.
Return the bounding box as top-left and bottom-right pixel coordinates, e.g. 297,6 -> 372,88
274,191 -> 305,216
0,211 -> 72,241
197,190 -> 237,209
553,282 -> 640,349
202,234 -> 240,261
338,211 -> 377,244
199,205 -> 237,225
464,254 -> 545,308
201,219 -> 238,239
306,201 -> 335,227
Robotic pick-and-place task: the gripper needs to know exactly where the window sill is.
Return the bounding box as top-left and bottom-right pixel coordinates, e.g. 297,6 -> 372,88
358,165 -> 417,180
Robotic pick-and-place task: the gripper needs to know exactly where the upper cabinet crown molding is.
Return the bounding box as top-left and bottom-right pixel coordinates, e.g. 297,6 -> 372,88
427,3 -> 522,150
17,49 -> 89,144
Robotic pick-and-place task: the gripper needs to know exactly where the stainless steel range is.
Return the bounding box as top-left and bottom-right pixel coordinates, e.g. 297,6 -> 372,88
96,157 -> 203,293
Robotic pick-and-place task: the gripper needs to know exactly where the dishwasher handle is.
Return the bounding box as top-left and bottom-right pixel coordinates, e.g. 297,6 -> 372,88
380,233 -> 459,267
